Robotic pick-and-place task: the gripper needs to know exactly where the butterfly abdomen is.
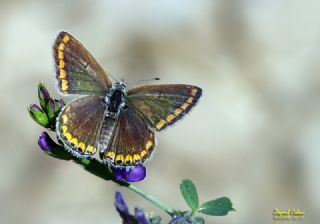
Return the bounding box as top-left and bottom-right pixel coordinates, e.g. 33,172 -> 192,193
98,116 -> 117,155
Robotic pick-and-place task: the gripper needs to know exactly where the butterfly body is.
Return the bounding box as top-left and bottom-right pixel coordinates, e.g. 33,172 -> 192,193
105,81 -> 126,117
53,31 -> 202,168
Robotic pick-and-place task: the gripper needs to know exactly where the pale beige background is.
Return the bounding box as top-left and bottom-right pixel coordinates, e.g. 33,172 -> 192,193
1,0 -> 319,223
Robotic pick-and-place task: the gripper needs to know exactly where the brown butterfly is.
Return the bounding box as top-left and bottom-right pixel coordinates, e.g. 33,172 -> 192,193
53,31 -> 202,167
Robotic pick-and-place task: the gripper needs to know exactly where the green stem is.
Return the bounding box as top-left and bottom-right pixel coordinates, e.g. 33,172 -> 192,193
126,183 -> 174,215
47,145 -> 175,216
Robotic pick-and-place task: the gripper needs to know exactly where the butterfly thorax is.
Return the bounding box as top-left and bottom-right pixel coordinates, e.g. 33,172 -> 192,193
105,81 -> 126,117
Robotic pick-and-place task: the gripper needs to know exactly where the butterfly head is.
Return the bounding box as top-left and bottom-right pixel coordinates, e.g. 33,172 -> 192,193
113,79 -> 126,91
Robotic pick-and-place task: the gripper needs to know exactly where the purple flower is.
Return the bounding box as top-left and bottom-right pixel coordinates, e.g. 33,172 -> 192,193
38,132 -> 59,153
115,191 -> 149,224
169,215 -> 189,224
113,164 -> 146,182
168,212 -> 204,224
134,208 -> 149,224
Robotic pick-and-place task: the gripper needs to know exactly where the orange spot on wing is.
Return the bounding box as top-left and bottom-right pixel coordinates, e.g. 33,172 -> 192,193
140,150 -> 147,159
58,43 -> 65,51
61,80 -> 68,91
59,69 -> 66,79
156,119 -> 167,130
190,88 -> 198,96
62,35 -> 70,43
61,126 -> 68,134
86,145 -> 96,154
187,97 -> 193,104
77,142 -> 86,152
133,154 -> 141,163
174,108 -> 182,116
59,60 -> 65,69
65,132 -> 72,141
166,114 -> 175,123
115,154 -> 124,163
125,154 -> 133,164
58,50 -> 64,59
62,114 -> 68,123
181,103 -> 189,110
106,151 -> 115,161
70,138 -> 78,146
145,140 -> 153,150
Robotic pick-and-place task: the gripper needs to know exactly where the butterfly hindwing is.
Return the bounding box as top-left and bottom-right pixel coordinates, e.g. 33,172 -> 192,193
127,84 -> 202,131
101,107 -> 155,166
53,31 -> 112,95
56,95 -> 106,158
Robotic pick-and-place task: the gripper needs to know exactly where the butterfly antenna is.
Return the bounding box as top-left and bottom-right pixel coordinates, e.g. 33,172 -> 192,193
126,77 -> 160,87
108,72 -> 119,82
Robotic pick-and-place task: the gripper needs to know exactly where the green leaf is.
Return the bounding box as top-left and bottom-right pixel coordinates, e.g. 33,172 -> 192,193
180,179 -> 199,210
198,197 -> 234,216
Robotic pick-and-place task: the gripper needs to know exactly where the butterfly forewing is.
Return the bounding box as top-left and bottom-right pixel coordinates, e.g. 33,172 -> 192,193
53,31 -> 112,95
101,107 -> 155,166
127,84 -> 202,131
56,96 -> 106,158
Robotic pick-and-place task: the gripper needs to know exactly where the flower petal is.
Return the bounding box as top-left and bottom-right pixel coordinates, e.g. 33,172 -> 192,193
30,104 -> 43,112
134,208 -> 149,224
115,191 -> 136,223
55,99 -> 62,109
113,168 -> 127,181
124,164 -> 146,182
115,191 -> 129,213
38,132 -> 58,153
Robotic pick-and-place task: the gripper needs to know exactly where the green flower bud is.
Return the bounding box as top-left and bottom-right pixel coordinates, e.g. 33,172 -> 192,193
38,82 -> 50,111
28,104 -> 50,127
46,99 -> 60,122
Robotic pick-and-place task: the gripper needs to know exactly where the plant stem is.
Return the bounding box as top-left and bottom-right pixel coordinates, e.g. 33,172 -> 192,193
127,183 -> 174,215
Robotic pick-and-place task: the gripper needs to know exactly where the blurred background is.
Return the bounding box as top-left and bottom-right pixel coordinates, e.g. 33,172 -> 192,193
1,0 -> 320,223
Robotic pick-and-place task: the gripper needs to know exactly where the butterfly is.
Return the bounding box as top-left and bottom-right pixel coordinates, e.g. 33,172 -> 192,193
53,31 -> 202,167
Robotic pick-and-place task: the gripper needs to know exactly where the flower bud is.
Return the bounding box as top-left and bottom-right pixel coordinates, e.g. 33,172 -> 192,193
124,164 -> 146,182
28,104 -> 50,127
112,164 -> 146,182
38,82 -> 50,111
55,99 -> 65,110
46,99 -> 60,122
38,132 -> 58,153
115,191 -> 150,224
